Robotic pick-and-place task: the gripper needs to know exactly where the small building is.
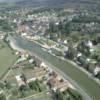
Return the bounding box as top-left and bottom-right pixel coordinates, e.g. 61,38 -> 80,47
84,40 -> 93,48
15,75 -> 26,87
40,62 -> 47,68
77,52 -> 82,58
29,59 -> 34,64
88,62 -> 96,73
21,33 -> 27,37
94,67 -> 100,76
0,32 -> 5,40
27,78 -> 36,83
48,75 -> 69,92
0,89 -> 4,95
63,40 -> 68,45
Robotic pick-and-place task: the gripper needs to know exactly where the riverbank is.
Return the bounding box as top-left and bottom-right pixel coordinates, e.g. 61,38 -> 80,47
9,38 -> 25,53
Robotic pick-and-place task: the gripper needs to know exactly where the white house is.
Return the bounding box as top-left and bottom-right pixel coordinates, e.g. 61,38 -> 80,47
94,67 -> 100,76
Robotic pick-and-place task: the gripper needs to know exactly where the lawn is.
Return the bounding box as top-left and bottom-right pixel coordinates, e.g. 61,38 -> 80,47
7,66 -> 47,99
51,48 -> 63,56
23,91 -> 52,100
9,91 -> 52,100
0,41 -> 17,78
36,37 -> 56,46
5,70 -> 18,85
36,39 -> 44,45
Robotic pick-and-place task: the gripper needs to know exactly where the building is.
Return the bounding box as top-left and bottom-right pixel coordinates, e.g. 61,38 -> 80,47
94,63 -> 100,76
48,74 -> 69,92
0,32 -> 5,40
15,75 -> 26,87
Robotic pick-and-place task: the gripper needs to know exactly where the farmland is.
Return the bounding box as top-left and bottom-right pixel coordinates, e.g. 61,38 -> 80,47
0,41 -> 17,78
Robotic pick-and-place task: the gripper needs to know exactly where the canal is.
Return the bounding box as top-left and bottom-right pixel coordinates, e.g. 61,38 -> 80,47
9,35 -> 100,100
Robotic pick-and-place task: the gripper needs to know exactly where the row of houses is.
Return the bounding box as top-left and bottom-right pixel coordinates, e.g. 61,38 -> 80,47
76,39 -> 100,79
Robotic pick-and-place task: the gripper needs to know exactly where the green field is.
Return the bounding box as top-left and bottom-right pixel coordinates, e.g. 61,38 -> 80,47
23,91 -> 52,100
13,35 -> 100,100
9,92 -> 52,100
36,37 -> 56,46
0,41 -> 17,78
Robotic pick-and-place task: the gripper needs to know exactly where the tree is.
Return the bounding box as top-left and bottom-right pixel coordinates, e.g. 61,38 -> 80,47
49,22 -> 57,33
11,88 -> 18,96
65,41 -> 76,60
66,49 -> 75,60
55,89 -> 63,100
28,80 -> 41,92
19,85 -> 27,92
63,22 -> 71,35
0,19 -> 13,32
4,80 -> 11,89
77,42 -> 90,56
0,94 -> 6,100
0,82 -> 5,89
28,81 -> 36,90
95,72 -> 100,79
58,21 -> 63,32
20,74 -> 27,83
67,88 -> 82,100
96,36 -> 100,43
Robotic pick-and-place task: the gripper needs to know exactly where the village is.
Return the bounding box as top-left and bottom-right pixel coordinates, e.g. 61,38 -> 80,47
0,45 -> 81,100
20,29 -> 100,82
0,5 -> 100,100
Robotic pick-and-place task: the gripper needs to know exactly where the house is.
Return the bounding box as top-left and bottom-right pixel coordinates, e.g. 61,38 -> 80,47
63,40 -> 68,45
18,25 -> 28,33
15,51 -> 20,55
89,48 -> 95,53
0,32 -> 5,40
15,75 -> 26,87
94,63 -> 100,76
76,55 -> 90,68
21,33 -> 27,37
88,63 -> 95,73
29,59 -> 34,64
77,52 -> 82,58
40,62 -> 46,68
48,74 -> 69,92
77,56 -> 86,65
27,78 -> 36,83
29,55 -> 40,66
17,55 -> 27,63
84,40 -> 93,48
